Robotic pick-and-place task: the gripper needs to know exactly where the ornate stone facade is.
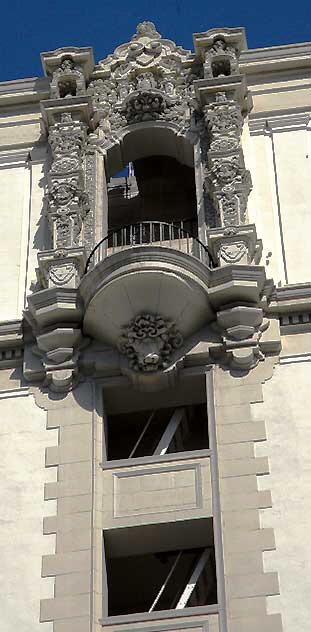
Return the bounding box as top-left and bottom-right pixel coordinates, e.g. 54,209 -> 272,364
3,21 -> 311,632
86,21 -> 198,143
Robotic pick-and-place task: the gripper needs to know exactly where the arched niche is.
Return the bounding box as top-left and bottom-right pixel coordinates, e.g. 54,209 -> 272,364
101,122 -> 198,234
103,121 -> 194,177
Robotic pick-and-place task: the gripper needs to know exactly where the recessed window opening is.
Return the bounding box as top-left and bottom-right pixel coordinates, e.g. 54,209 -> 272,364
211,58 -> 231,77
104,519 -> 217,616
107,156 -> 197,235
58,79 -> 77,98
106,403 -> 209,461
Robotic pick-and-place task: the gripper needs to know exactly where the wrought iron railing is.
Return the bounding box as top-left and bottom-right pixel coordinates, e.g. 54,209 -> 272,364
85,221 -> 214,273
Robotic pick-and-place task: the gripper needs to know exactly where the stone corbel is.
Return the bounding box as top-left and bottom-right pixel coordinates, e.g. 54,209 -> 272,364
206,263 -> 281,370
207,224 -> 262,266
40,97 -> 93,130
23,287 -> 86,392
212,305 -> 281,371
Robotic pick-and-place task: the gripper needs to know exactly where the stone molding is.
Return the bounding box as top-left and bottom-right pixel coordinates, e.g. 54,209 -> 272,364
118,312 -> 183,373
21,253 -> 283,390
0,320 -> 23,368
41,46 -> 94,96
24,287 -> 85,392
86,21 -> 197,144
248,111 -> 310,136
7,281 -> 306,377
239,41 -> 311,74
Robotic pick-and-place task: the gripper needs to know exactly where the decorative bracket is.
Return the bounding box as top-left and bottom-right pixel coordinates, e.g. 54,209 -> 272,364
207,224 -> 262,266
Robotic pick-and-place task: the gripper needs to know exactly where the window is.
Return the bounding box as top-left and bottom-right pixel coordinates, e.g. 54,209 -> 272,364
104,519 -> 217,617
106,403 -> 209,461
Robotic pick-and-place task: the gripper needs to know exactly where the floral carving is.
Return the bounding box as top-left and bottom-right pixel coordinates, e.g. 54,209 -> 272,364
122,91 -> 166,123
118,313 -> 183,372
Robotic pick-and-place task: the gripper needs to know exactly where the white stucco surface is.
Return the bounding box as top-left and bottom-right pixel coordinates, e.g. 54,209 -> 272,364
254,359 -> 311,632
0,163 -> 29,321
272,128 -> 311,285
245,122 -> 311,286
0,389 -> 57,632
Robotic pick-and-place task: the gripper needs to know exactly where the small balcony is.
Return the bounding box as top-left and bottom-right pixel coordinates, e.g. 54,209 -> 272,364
79,220 -> 216,364
85,221 -> 214,273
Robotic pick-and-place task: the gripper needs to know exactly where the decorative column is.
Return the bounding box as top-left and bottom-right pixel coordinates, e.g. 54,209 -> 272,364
193,28 -> 261,266
24,47 -> 95,392
37,47 -> 94,289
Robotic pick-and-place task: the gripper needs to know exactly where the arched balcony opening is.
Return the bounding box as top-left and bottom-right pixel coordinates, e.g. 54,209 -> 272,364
85,123 -> 215,273
107,155 -> 197,236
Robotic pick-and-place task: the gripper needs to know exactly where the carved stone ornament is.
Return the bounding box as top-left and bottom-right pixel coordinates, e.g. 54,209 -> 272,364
207,224 -> 262,266
36,246 -> 87,289
199,89 -> 252,228
86,22 -> 201,143
50,58 -> 86,99
118,313 -> 183,372
40,46 -> 94,99
204,38 -> 239,79
45,113 -> 89,249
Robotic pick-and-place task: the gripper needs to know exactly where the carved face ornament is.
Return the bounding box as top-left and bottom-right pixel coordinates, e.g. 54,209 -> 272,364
118,313 -> 183,372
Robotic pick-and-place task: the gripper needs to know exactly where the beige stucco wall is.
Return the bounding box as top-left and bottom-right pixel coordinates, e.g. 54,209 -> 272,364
254,357 -> 311,632
0,109 -> 44,322
244,77 -> 311,286
0,382 -> 57,632
0,159 -> 30,320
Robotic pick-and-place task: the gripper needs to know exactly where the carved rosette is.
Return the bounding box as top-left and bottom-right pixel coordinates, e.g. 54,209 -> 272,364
46,113 -> 89,249
118,313 -> 183,372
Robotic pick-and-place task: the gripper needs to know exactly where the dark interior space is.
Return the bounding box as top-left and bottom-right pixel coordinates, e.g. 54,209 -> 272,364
106,403 -> 209,461
107,156 -> 197,233
105,519 -> 217,616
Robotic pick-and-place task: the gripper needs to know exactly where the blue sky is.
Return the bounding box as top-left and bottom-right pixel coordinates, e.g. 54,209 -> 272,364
0,0 -> 310,81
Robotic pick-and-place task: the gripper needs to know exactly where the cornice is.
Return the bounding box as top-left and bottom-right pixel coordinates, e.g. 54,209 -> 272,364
239,42 -> 311,75
269,283 -> 311,313
0,76 -> 49,107
248,109 -> 311,135
0,41 -> 310,108
0,319 -> 24,368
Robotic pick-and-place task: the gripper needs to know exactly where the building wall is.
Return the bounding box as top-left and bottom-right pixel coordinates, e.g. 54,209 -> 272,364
244,69 -> 311,286
0,371 -> 56,632
0,109 -> 44,322
254,336 -> 311,632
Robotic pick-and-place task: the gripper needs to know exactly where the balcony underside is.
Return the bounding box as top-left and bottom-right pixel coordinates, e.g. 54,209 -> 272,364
79,246 -> 214,346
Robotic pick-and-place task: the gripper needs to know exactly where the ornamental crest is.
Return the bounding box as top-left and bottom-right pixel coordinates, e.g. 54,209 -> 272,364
87,22 -> 201,142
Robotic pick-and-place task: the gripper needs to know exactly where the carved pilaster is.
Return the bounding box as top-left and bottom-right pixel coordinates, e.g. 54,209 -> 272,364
44,112 -> 89,250
193,29 -> 252,232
